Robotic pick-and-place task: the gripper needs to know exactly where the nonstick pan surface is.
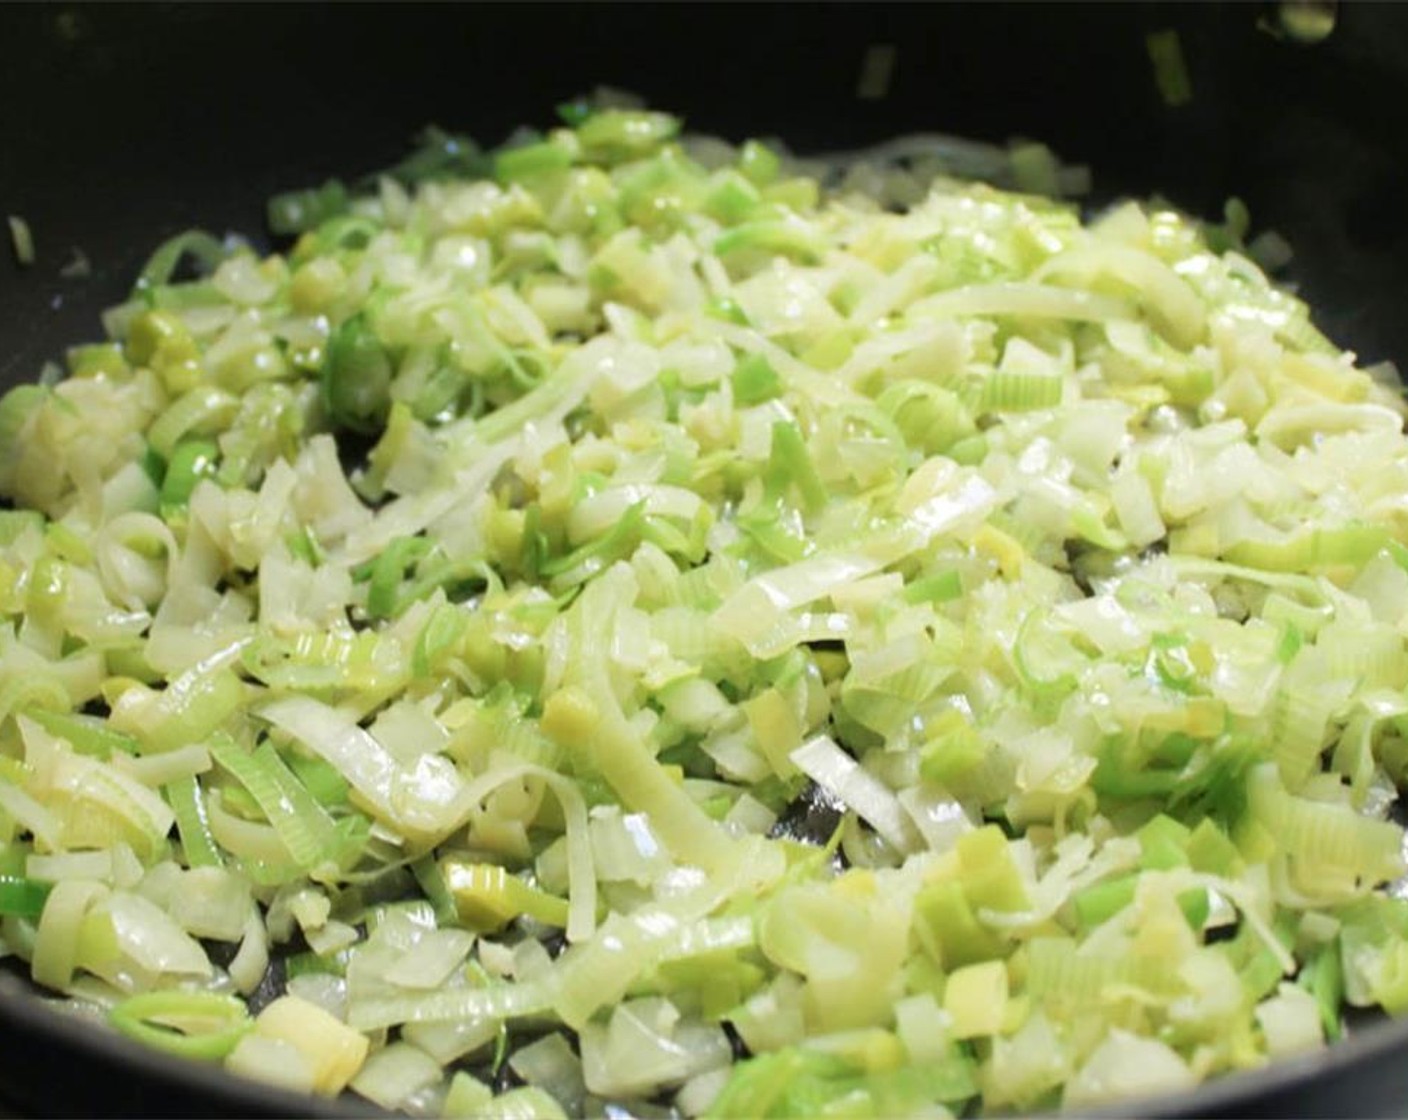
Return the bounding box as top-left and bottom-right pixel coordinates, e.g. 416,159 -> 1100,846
3,4 -> 1408,1116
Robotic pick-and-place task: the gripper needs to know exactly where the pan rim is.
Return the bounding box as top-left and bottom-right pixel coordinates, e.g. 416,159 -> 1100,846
4,961 -> 1408,1119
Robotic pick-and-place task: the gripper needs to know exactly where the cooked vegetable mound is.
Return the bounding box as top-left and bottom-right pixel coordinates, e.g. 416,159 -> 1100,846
4,102 -> 1408,1117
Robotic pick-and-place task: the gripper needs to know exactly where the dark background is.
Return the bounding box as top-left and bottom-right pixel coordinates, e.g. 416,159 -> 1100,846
3,3 -> 1408,1117
4,3 -> 1408,384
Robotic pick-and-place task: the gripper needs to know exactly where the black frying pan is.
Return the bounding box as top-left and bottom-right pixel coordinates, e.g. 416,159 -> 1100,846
3,3 -> 1408,1116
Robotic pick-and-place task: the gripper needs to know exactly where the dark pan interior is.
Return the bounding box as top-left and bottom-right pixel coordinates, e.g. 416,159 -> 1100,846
3,3 -> 1408,1116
